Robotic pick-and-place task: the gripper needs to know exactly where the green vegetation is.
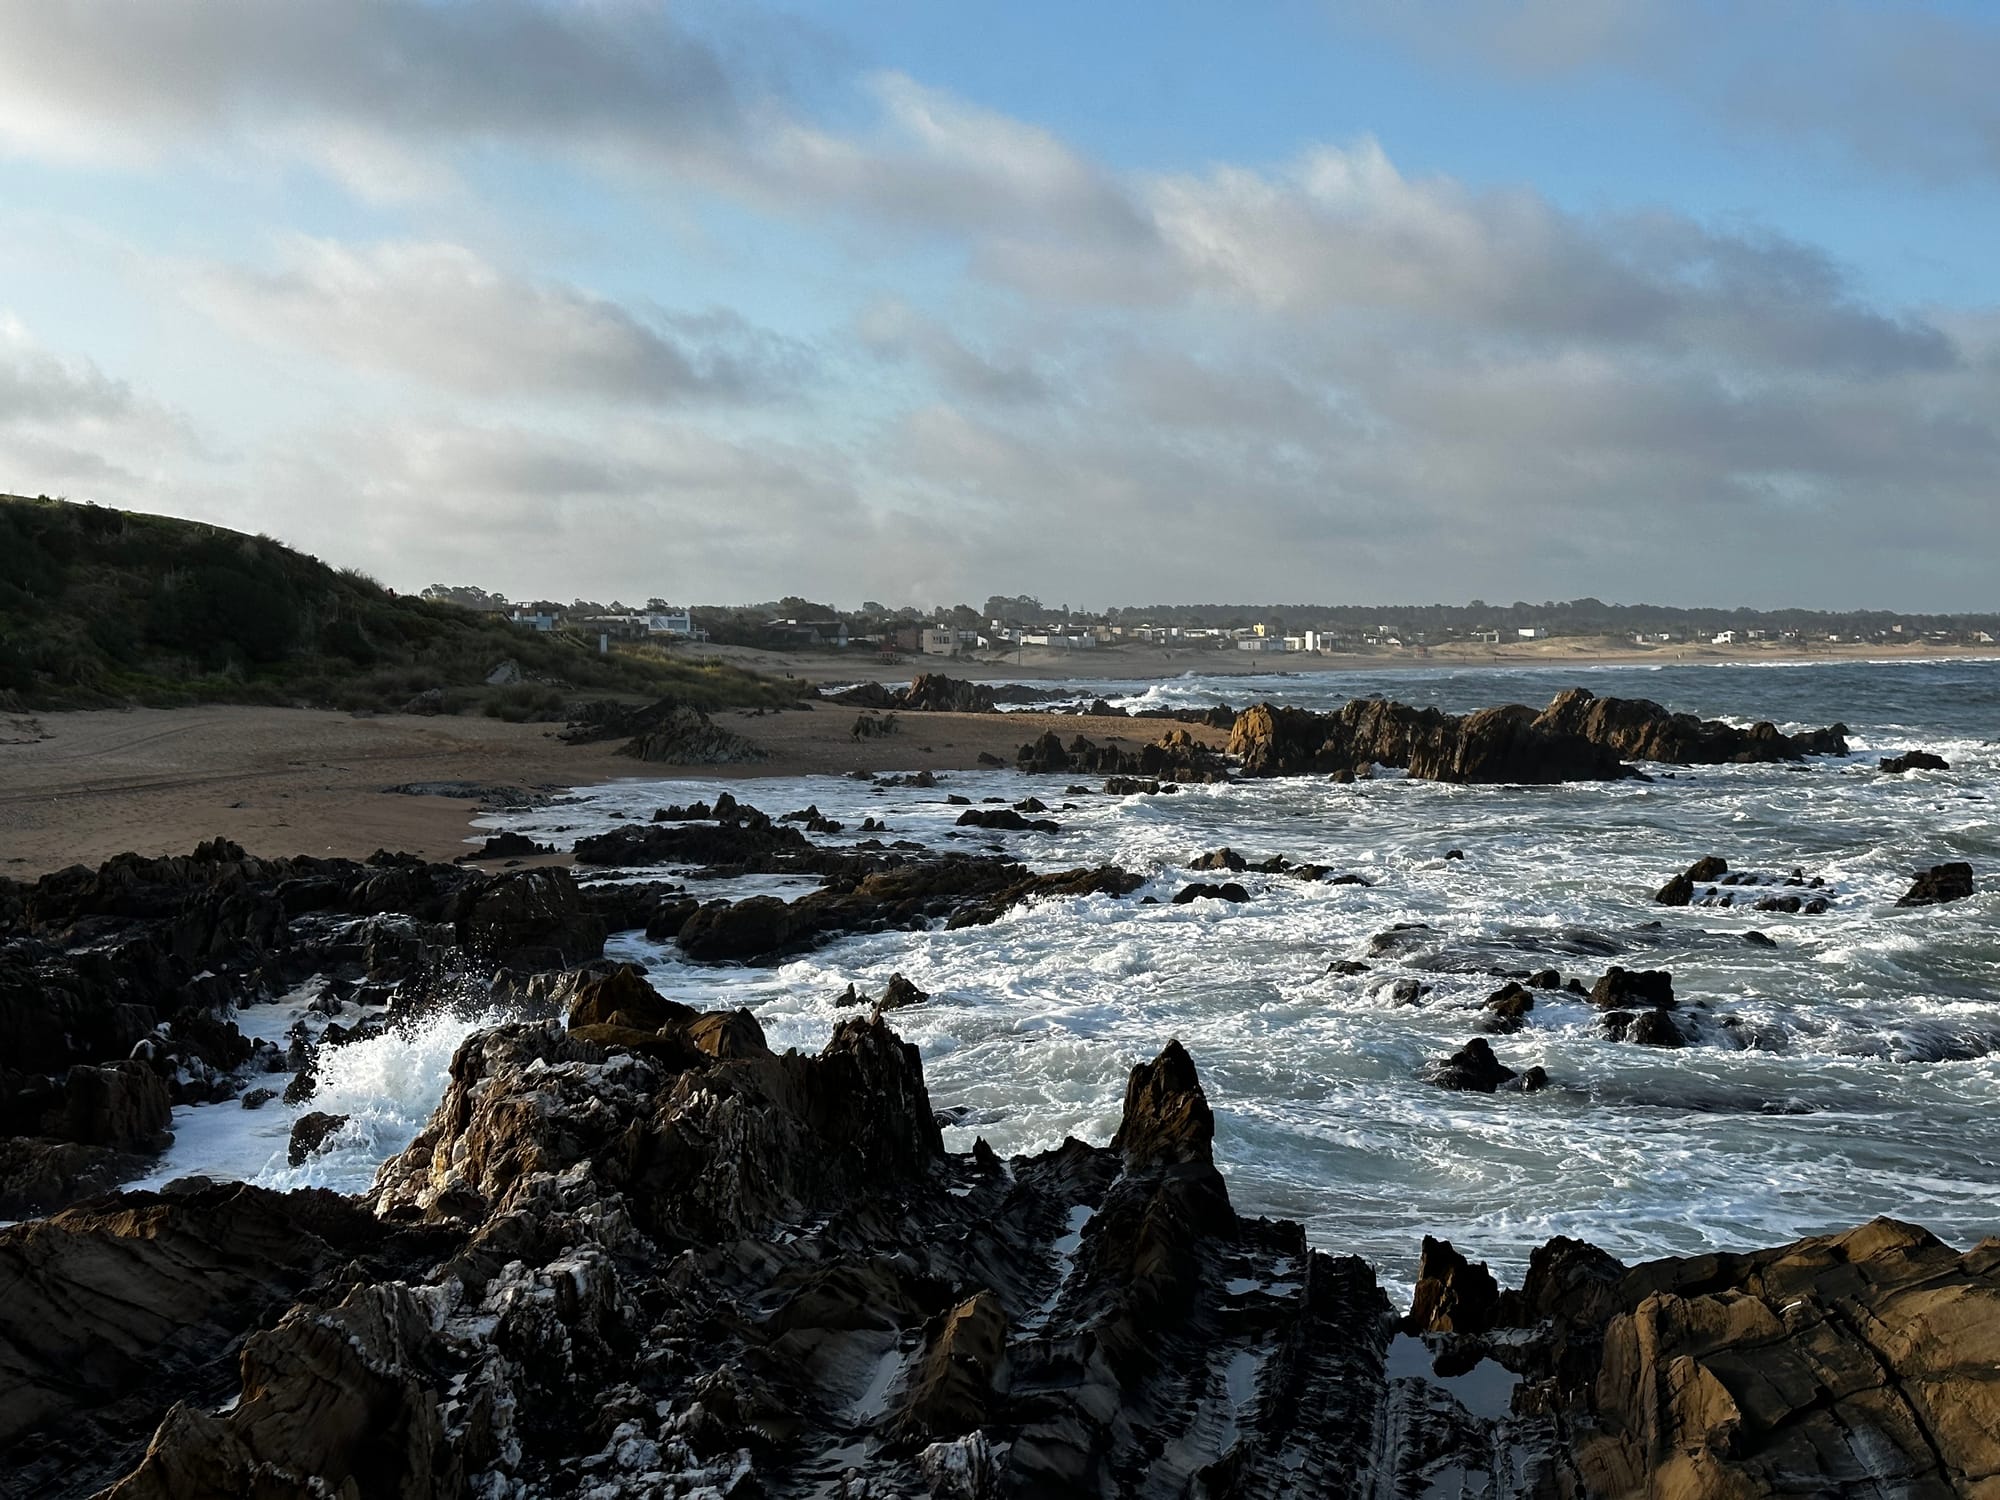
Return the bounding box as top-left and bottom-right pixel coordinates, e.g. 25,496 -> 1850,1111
0,495 -> 798,713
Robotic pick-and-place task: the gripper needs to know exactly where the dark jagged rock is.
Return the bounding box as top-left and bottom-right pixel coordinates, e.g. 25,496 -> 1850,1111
1482,981 -> 1535,1034
450,866 -> 605,970
1534,686 -> 1848,763
286,1110 -> 350,1166
0,1181 -> 392,1496
1108,1037 -> 1214,1170
1225,689 -> 1847,784
1171,881 -> 1250,904
1016,727 -> 1226,782
1425,1037 -> 1516,1092
621,702 -> 769,764
1601,1008 -> 1687,1047
1896,860 -> 1976,907
1190,846 -> 1248,872
1227,697 -> 1634,783
1658,855 -> 1731,904
876,972 -> 930,1012
1881,749 -> 1950,773
453,830 -> 552,862
901,673 -> 1000,712
573,815 -> 814,869
1404,1236 -> 1501,1335
1589,965 -> 1675,1009
30,1029 -> 1409,1498
1467,1218 -> 2000,1500
955,807 -> 1060,833
1102,775 -> 1176,795
675,859 -> 1144,963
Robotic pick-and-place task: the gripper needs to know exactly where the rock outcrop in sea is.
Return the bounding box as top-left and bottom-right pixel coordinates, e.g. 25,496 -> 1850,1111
6,983 -> 1995,1496
3,840 -> 1997,1496
1223,687 -> 1849,783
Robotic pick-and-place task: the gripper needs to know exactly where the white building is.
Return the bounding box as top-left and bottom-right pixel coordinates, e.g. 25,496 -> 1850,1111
1517,627 -> 1548,640
510,610 -> 558,633
1712,630 -> 1738,645
644,610 -> 695,638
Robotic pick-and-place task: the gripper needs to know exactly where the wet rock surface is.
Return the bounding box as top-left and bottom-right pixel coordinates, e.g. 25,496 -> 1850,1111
0,840 -> 611,1217
1222,687 -> 1848,784
2,950 -> 1994,1498
1898,861 -> 1977,907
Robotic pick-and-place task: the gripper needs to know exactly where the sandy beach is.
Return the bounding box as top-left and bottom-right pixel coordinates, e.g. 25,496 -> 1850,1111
4,637 -> 1988,879
678,634 -> 1998,685
0,703 -> 1209,877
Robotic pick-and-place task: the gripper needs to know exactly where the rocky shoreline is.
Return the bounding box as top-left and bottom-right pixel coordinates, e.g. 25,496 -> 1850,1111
4,974 -> 1994,1495
2,680 -> 1991,1498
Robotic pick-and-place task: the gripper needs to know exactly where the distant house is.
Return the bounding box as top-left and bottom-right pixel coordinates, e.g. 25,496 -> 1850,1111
1712,630 -> 1738,645
510,609 -> 558,633
1021,632 -> 1096,650
1516,627 -> 1548,640
1470,629 -> 1501,644
921,627 -> 979,656
769,618 -> 849,647
644,610 -> 696,638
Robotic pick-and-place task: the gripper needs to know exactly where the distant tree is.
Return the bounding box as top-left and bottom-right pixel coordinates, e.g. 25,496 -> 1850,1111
421,584 -> 510,611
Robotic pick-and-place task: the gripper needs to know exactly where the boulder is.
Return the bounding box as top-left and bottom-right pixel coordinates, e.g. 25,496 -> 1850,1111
1482,982 -> 1535,1034
1426,1037 -> 1516,1092
876,972 -> 930,1012
1589,966 -> 1675,1009
955,807 -> 1060,833
1896,861 -> 1975,907
1601,1009 -> 1687,1047
1880,749 -> 1950,773
1170,882 -> 1249,904
286,1111 -> 350,1166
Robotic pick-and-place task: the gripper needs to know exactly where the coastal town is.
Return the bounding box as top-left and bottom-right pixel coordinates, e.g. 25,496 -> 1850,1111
421,582 -> 2000,663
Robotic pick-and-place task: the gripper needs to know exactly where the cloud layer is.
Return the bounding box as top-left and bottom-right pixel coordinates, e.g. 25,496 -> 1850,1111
1,1 -> 1995,608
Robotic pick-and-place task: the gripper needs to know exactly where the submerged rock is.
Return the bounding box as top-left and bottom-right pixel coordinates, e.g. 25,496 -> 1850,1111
1881,749 -> 1950,773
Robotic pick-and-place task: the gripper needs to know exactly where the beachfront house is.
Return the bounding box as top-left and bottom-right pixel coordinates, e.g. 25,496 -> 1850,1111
1517,627 -> 1548,640
644,610 -> 696,639
921,627 -> 979,656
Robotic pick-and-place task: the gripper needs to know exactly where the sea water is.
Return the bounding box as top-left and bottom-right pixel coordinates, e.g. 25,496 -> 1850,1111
140,659 -> 2000,1293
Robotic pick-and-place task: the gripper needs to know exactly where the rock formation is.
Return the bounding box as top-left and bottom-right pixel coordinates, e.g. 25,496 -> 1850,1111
3,966 -> 1996,1498
1221,687 -> 1849,784
1898,861 -> 1977,907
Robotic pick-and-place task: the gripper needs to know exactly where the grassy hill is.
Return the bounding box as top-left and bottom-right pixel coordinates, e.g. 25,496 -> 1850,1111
0,495 -> 798,714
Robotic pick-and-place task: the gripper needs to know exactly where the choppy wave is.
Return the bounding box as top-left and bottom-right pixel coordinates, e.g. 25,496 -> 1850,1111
155,659 -> 2000,1289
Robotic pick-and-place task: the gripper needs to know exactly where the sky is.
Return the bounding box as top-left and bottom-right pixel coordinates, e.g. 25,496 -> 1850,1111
1,0 -> 1996,611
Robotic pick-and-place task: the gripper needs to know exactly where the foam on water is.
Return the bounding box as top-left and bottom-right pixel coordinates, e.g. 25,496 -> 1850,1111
130,1004 -> 506,1197
140,659 -> 2000,1292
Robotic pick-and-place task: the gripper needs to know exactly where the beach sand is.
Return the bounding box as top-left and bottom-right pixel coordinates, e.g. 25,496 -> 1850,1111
677,634 -> 1996,685
5,636 -> 1987,879
0,703 -> 1206,878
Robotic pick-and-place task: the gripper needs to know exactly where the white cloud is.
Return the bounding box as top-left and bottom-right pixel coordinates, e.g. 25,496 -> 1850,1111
191,239 -> 802,404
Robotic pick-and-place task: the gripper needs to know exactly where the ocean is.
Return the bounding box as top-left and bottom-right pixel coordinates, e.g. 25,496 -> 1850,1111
133,657 -> 2000,1295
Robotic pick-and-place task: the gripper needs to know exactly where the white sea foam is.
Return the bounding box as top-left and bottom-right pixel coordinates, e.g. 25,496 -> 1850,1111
141,660 -> 2000,1289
